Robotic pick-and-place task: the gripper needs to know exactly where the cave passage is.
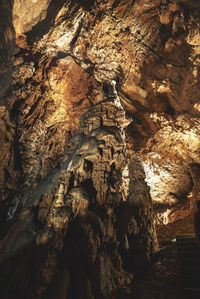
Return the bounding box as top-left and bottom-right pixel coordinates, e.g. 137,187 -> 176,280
1,0 -> 200,298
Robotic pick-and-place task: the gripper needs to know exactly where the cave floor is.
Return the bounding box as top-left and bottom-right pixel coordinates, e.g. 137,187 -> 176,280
115,243 -> 184,299
116,209 -> 198,299
130,244 -> 184,299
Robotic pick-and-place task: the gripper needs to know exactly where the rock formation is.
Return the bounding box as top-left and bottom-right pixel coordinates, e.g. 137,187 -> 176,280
1,0 -> 200,298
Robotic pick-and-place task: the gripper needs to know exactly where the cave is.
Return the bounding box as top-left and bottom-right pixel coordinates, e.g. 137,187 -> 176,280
1,0 -> 200,298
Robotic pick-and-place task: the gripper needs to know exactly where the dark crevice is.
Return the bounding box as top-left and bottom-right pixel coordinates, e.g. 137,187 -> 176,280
80,178 -> 97,203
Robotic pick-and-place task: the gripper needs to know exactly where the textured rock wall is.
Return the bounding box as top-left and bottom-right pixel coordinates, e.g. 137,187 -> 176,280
8,0 -> 200,210
0,0 -> 19,221
1,0 -> 200,298
0,83 -> 158,299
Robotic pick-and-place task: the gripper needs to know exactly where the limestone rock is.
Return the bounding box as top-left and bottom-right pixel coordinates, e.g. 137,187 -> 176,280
1,0 -> 200,297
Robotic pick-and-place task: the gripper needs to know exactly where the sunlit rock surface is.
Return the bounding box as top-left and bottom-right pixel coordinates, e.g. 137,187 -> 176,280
1,0 -> 200,298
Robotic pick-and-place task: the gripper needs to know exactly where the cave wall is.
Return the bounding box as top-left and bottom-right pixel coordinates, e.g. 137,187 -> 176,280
0,0 -> 19,220
1,0 -> 200,298
9,0 -> 200,210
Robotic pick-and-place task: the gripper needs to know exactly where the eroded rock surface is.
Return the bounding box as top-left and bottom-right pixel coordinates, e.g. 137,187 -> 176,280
0,85 -> 158,299
1,0 -> 200,298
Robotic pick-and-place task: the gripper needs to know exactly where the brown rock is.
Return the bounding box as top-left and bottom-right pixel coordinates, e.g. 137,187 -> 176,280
2,0 -> 200,298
